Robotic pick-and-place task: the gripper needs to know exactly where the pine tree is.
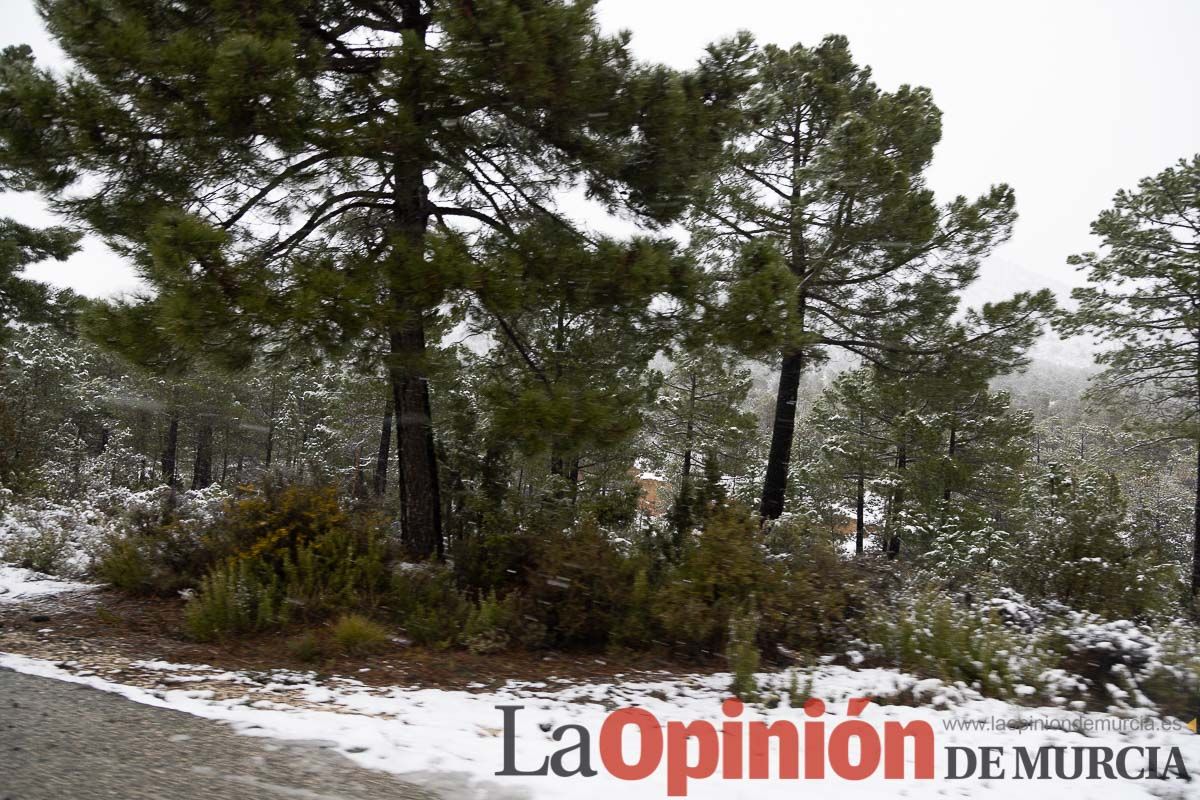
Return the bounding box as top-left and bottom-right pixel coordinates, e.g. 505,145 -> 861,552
0,217 -> 82,344
812,298 -> 1047,556
467,222 -> 693,490
1057,155 -> 1200,595
691,35 -> 1027,522
646,345 -> 755,535
0,5 -> 752,557
811,370 -> 889,554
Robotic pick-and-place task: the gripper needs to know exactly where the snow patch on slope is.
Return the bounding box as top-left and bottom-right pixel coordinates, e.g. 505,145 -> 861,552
0,565 -> 91,602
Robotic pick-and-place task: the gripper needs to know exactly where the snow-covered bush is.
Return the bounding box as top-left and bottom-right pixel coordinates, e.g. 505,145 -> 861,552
1137,620 -> 1200,719
90,486 -> 233,593
0,524 -> 72,576
981,589 -> 1044,632
0,482 -> 234,583
1040,615 -> 1200,716
1059,617 -> 1160,673
858,589 -> 1045,699
917,467 -> 1182,620
1005,469 -> 1181,618
918,520 -> 1019,594
863,581 -> 1200,713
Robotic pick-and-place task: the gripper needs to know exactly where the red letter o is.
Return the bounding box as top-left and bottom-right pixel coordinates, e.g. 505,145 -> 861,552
828,720 -> 882,780
600,708 -> 663,780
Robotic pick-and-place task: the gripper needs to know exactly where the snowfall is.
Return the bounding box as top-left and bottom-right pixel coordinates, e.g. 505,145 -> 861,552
1,566 -> 1197,799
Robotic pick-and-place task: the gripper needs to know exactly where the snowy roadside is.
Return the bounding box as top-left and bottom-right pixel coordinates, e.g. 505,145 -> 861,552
2,647 -> 1197,800
2,570 -> 1197,799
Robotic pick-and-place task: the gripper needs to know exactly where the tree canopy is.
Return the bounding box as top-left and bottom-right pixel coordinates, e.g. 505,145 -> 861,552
0,1 -> 753,556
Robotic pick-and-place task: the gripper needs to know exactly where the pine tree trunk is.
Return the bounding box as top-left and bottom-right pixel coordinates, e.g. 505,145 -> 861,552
550,454 -> 567,478
676,458 -> 694,530
264,384 -> 277,468
161,417 -> 179,488
760,122 -> 812,524
192,420 -> 213,489
384,1 -> 442,559
673,373 -> 698,532
481,444 -> 508,507
219,423 -> 229,484
264,419 -> 275,468
887,445 -> 907,559
390,319 -> 443,559
681,372 -> 696,484
373,395 -> 394,497
943,422 -> 957,503
855,472 -> 865,555
352,445 -> 368,499
760,350 -> 804,520
1192,438 -> 1199,597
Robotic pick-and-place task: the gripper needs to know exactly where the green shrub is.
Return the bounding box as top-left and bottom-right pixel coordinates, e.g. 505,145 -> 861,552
786,667 -> 813,708
330,614 -> 391,656
495,590 -> 550,649
95,535 -> 154,594
184,530 -> 391,641
762,516 -> 874,655
726,602 -> 761,700
463,591 -> 513,655
380,502 -> 863,659
167,483 -> 396,640
185,558 -> 281,641
451,531 -> 535,594
287,630 -> 327,663
206,483 -> 352,561
433,503 -> 865,661
519,516 -> 641,649
94,519 -> 214,597
610,567 -> 655,651
280,523 -> 390,620
390,563 -> 471,649
654,504 -> 769,655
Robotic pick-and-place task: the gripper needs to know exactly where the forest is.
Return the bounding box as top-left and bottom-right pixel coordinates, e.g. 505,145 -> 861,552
0,1 -> 1198,723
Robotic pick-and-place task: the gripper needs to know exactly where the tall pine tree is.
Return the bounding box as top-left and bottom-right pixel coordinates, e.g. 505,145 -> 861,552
0,2 -> 751,556
692,35 -> 1024,522
1057,155 -> 1200,596
646,344 -> 755,535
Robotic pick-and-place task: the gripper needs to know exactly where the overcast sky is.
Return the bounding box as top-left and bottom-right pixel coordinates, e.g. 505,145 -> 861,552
3,0 -> 1198,363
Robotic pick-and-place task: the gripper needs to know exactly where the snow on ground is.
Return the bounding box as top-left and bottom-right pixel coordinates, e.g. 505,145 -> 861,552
1,650 -> 1196,800
1,563 -> 1196,798
0,565 -> 92,602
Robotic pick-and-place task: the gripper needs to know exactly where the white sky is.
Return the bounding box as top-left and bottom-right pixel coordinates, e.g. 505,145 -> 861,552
3,0 -> 1198,363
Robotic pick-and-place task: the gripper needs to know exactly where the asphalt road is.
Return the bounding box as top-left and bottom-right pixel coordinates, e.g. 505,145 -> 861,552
0,668 -> 440,800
